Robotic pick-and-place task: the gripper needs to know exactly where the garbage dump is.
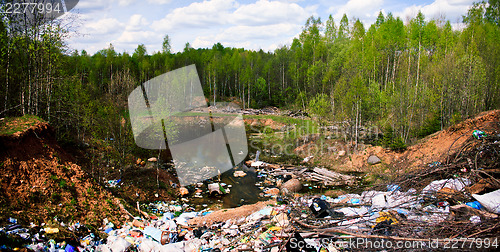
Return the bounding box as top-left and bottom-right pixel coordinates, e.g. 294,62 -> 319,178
1,130 -> 499,251
2,166 -> 499,251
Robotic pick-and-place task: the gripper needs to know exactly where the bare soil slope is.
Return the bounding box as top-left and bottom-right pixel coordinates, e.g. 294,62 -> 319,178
0,120 -> 127,228
343,110 -> 500,173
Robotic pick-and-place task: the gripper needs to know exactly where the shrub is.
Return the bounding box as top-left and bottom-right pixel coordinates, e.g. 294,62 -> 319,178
380,126 -> 407,151
417,114 -> 442,138
59,179 -> 67,189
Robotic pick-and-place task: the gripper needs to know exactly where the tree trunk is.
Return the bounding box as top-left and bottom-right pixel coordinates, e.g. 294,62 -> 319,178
4,44 -> 9,113
355,99 -> 359,151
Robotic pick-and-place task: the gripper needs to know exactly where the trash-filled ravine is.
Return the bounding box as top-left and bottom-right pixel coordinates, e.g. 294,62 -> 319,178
1,123 -> 500,251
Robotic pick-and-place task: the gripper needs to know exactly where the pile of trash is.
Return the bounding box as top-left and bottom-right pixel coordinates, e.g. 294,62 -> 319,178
241,107 -> 281,116
3,172 -> 498,251
1,129 -> 498,251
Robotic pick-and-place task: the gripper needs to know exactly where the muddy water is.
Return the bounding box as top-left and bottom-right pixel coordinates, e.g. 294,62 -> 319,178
183,165 -> 367,209
184,166 -> 268,209
163,117 -> 366,208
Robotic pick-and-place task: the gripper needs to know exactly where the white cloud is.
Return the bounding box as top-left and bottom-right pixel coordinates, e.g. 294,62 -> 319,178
151,0 -> 238,32
69,0 -> 476,55
191,22 -> 300,50
395,0 -> 474,23
146,0 -> 173,4
152,0 -> 315,52
126,14 -> 149,31
192,36 -> 215,49
219,23 -> 299,41
75,0 -> 111,14
232,0 -> 311,26
115,30 -> 158,44
115,0 -> 137,7
82,18 -> 125,35
329,0 -> 383,21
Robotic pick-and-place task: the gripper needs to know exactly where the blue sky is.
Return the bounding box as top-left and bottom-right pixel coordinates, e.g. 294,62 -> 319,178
65,0 -> 475,55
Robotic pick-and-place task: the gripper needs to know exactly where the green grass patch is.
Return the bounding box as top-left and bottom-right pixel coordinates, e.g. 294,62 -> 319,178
59,179 -> 67,189
0,115 -> 44,136
244,114 -> 319,135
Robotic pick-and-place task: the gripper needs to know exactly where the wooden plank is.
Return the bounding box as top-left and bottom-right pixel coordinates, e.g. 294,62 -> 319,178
313,167 -> 355,181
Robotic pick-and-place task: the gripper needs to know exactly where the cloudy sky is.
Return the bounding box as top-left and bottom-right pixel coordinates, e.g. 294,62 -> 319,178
65,0 -> 475,55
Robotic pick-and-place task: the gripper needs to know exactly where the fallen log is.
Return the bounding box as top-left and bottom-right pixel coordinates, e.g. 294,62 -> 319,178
313,167 -> 355,181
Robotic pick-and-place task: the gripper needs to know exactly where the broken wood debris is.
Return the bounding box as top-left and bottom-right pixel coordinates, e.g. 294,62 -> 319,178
257,162 -> 357,186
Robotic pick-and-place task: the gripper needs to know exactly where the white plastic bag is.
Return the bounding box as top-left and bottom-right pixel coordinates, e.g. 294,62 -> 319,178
472,189 -> 500,214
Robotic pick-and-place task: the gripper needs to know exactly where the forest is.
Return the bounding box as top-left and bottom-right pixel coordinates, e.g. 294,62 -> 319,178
1,0 -> 499,152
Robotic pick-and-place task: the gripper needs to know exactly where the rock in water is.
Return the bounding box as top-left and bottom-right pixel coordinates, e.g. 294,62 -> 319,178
148,157 -> 158,162
281,179 -> 302,194
367,155 -> 381,165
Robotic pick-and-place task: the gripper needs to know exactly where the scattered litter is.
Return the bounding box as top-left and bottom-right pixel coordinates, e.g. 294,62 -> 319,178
387,184 -> 401,191
233,170 -> 247,177
179,187 -> 189,196
421,178 -> 471,194
302,155 -> 313,163
106,179 -> 121,188
472,189 -> 500,214
473,130 -> 487,139
44,227 -> 59,234
208,183 -> 226,195
1,143 -> 499,252
466,201 -> 484,210
470,215 -> 481,224
428,161 -> 441,168
251,161 -> 264,167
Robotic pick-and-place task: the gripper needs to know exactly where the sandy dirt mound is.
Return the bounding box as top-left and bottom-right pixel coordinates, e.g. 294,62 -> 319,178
188,200 -> 275,226
0,121 -> 127,227
341,110 -> 500,173
243,118 -> 285,130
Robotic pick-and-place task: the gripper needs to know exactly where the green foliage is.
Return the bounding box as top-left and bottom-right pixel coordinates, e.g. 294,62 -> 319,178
244,114 -> 319,136
486,0 -> 500,26
87,188 -> 94,197
59,179 -> 67,189
380,126 -> 407,151
450,112 -> 463,125
0,115 -> 44,136
417,114 -> 442,138
295,91 -> 307,110
1,3 -> 499,163
308,93 -> 331,121
162,35 -> 171,54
